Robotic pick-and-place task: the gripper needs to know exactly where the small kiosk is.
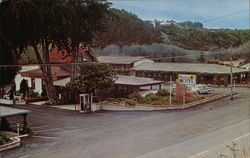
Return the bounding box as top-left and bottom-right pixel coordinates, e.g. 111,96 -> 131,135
79,94 -> 92,112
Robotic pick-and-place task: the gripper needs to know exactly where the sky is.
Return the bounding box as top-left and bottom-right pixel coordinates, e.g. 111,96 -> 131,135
110,0 -> 249,29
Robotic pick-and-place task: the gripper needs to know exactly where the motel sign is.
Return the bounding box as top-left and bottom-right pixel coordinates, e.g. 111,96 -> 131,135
178,74 -> 196,85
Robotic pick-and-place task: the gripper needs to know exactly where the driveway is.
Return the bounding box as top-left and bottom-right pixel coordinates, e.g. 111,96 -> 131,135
1,87 -> 249,158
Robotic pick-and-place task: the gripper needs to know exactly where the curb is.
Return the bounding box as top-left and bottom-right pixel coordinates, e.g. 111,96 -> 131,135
101,92 -> 237,111
0,133 -> 21,152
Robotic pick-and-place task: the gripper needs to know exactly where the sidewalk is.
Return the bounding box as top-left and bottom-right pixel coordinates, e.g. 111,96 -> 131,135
101,92 -> 237,111
20,91 -> 237,112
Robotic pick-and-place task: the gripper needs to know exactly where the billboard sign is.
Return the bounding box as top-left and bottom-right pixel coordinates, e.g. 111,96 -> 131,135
178,74 -> 196,85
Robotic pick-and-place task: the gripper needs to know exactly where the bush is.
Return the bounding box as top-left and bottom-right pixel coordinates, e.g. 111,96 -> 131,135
157,89 -> 170,96
151,100 -> 164,105
129,93 -> 142,101
43,99 -> 56,105
0,133 -> 11,145
105,98 -> 121,102
28,89 -> 39,98
55,99 -> 70,105
145,93 -> 154,98
0,139 -> 4,145
21,127 -> 32,134
125,99 -> 137,106
0,118 -> 12,131
149,95 -> 160,102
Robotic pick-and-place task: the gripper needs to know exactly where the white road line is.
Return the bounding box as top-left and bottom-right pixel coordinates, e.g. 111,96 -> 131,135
54,129 -> 80,134
93,112 -> 114,116
234,133 -> 250,141
31,125 -> 49,129
34,128 -> 62,132
32,135 -> 58,140
189,150 -> 208,158
18,155 -> 31,158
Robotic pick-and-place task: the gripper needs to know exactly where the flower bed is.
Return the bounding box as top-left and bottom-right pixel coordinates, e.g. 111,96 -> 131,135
0,132 -> 21,152
0,133 -> 11,145
103,89 -> 211,107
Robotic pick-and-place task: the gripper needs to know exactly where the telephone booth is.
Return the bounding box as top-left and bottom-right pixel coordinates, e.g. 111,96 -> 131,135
79,94 -> 92,112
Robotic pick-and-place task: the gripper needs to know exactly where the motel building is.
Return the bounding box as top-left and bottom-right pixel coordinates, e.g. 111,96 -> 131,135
132,62 -> 250,85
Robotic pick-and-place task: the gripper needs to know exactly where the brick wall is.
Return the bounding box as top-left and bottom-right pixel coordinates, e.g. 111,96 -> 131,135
175,80 -> 193,103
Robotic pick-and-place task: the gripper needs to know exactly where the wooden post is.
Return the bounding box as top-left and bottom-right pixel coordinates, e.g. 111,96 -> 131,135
22,113 -> 29,133
170,76 -> 172,105
230,45 -> 233,100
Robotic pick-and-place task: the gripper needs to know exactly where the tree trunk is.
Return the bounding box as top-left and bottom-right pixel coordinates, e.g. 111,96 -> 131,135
0,85 -> 4,98
32,44 -> 57,101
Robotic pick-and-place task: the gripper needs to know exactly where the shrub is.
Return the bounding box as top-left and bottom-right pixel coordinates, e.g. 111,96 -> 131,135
125,99 -> 137,106
149,95 -> 160,102
0,133 -> 11,145
0,118 -> 12,131
157,89 -> 170,96
105,98 -> 121,102
0,139 -> 4,145
43,99 -> 56,105
151,100 -> 164,105
145,93 -> 154,98
55,99 -> 70,105
21,127 -> 32,134
129,93 -> 142,101
28,89 -> 39,98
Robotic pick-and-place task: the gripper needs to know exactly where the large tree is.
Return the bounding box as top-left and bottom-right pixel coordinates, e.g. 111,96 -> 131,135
0,0 -> 67,100
66,63 -> 116,110
0,0 -> 111,101
61,0 -> 111,80
0,40 -> 18,98
67,63 -> 116,94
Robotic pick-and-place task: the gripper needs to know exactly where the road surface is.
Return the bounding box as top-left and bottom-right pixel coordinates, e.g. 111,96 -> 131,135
1,87 -> 249,158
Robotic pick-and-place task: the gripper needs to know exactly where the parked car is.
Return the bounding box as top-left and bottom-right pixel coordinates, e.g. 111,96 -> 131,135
167,81 -> 176,89
191,84 -> 213,94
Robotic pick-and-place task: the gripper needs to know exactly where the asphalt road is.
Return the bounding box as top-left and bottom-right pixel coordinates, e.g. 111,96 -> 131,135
1,87 -> 249,158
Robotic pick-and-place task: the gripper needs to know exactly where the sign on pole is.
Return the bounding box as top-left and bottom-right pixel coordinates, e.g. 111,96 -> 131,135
178,74 -> 196,85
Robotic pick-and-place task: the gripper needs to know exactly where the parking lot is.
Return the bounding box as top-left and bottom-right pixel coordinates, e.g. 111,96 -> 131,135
0,87 -> 249,158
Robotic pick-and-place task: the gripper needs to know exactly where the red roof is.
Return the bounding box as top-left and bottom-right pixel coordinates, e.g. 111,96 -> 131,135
49,47 -> 97,63
20,66 -> 71,79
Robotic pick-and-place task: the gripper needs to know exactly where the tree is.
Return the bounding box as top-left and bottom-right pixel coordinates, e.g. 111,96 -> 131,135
96,8 -> 161,47
197,52 -> 206,63
58,0 -> 111,81
0,0 -> 68,101
19,79 -> 29,99
0,39 -> 18,98
66,63 -> 116,107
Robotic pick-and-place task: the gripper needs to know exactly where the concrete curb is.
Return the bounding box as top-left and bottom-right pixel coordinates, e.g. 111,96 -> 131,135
0,132 -> 21,152
101,92 -> 237,111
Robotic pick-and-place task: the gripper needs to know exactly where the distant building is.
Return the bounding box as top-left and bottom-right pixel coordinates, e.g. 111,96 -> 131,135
97,56 -> 153,75
242,63 -> 250,70
54,75 -> 163,98
15,46 -> 97,94
132,62 -> 250,85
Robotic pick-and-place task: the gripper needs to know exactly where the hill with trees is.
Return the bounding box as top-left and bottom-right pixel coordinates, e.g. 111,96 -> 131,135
96,8 -> 162,47
160,24 -> 250,50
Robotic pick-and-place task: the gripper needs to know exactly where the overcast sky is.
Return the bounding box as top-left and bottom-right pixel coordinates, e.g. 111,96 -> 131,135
110,0 -> 249,29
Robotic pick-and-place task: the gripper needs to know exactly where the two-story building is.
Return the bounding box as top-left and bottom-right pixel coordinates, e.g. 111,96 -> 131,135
97,56 -> 153,75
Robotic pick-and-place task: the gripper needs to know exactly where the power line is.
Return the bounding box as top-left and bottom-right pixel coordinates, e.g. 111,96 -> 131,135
150,50 -> 227,60
202,10 -> 249,23
0,50 -> 231,67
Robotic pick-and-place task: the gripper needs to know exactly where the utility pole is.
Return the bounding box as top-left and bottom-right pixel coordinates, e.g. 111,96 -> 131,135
169,76 -> 172,105
183,91 -> 186,105
230,45 -> 233,100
